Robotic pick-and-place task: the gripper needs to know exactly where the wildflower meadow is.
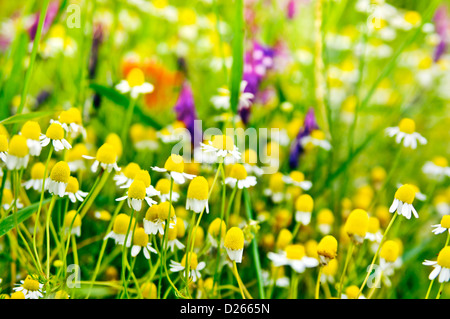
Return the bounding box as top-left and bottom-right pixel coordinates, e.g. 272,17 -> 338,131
0,0 -> 449,302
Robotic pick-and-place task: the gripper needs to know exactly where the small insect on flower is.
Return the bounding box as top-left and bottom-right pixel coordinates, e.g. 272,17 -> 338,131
317,235 -> 338,265
12,275 -> 45,299
65,176 -> 88,203
20,120 -> 42,156
224,227 -> 245,263
268,244 -> 319,273
294,194 -> 314,225
115,67 -> 155,99
152,154 -> 196,184
423,246 -> 450,283
282,171 -> 312,190
385,118 -> 427,149
431,215 -> 450,235
6,135 -> 29,170
389,184 -> 418,219
104,213 -> 136,247
47,161 -> 71,197
51,107 -> 86,139
39,122 -> 72,152
155,178 -> 180,202
344,209 -> 369,244
186,176 -> 209,213
200,134 -> 241,163
131,227 -> 157,259
422,156 -> 450,180
63,210 -> 82,237
225,163 -> 257,189
23,162 -> 46,191
169,252 -> 206,282
83,143 -> 121,173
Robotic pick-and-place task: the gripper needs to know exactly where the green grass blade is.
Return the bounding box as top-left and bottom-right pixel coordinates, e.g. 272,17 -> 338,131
0,111 -> 55,125
228,0 -> 244,114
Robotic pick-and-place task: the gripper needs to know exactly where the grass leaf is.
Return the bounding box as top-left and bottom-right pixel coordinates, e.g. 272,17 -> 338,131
228,0 -> 244,114
0,111 -> 55,125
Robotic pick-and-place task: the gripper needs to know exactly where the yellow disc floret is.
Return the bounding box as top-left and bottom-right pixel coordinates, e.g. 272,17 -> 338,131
123,162 -> 141,179
380,240 -> 400,263
181,252 -> 199,269
155,178 -> 171,194
128,180 -> 147,200
275,228 -> 293,251
126,68 -> 146,87
344,285 -> 360,299
22,275 -> 40,291
433,156 -> 448,168
96,143 -> 117,164
46,122 -> 65,140
285,244 -> 306,260
133,227 -> 149,247
0,134 -> 8,152
398,118 -> 416,134
295,194 -> 314,212
187,176 -> 209,200
228,163 -> 248,180
317,208 -> 334,225
145,204 -> 160,221
59,107 -> 82,124
164,154 -> 184,173
317,235 -> 338,260
50,161 -> 70,183
30,162 -> 46,180
224,227 -> 244,251
158,201 -> 175,220
65,176 -> 80,193
437,246 -> 450,268
64,210 -> 81,228
441,215 -> 450,229
395,184 -> 416,204
344,209 -> 369,238
112,213 -> 135,235
208,218 -> 226,238
211,135 -> 234,151
9,135 -> 29,157
20,121 -> 41,140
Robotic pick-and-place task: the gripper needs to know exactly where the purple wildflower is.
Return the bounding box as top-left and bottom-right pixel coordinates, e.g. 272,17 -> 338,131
28,0 -> 60,41
433,5 -> 449,62
289,107 -> 319,169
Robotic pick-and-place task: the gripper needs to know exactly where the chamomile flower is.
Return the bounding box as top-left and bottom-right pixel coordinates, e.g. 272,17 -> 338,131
63,210 -> 82,237
385,118 -> 427,149
83,143 -> 121,173
6,135 -> 29,170
115,67 -> 154,99
116,180 -> 157,211
224,163 -> 257,189
19,121 -> 42,156
365,217 -> 383,248
129,123 -> 159,151
224,227 -> 245,263
51,107 -> 86,139
23,162 -> 45,191
155,178 -> 180,202
264,172 -> 286,203
200,135 -> 241,163
295,194 -> 314,225
320,258 -> 339,284
66,144 -> 89,172
0,134 -> 7,163
156,121 -> 188,144
152,154 -> 196,184
65,176 -> 88,203
143,202 -> 175,235
210,81 -> 254,111
341,285 -> 366,299
300,129 -> 331,151
317,235 -> 338,265
207,218 -> 227,248
165,221 -> 185,252
431,215 -> 450,235
344,209 -> 369,244
317,208 -> 334,235
423,246 -> 450,283
113,162 -> 141,188
169,252 -> 206,282
47,161 -> 71,197
389,184 -> 418,219
186,176 -> 209,213
131,227 -> 157,259
242,148 -> 264,176
283,171 -> 312,190
39,122 -> 72,152
13,275 -> 45,299
379,240 -> 401,283
422,156 -> 450,180
131,169 -> 160,197
104,213 -> 136,247
268,244 -> 319,273
2,188 -> 23,210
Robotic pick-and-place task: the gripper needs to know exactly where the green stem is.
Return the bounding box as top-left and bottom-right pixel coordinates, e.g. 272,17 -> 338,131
120,209 -> 136,299
338,241 -> 354,298
46,195 -> 58,279
315,266 -> 323,299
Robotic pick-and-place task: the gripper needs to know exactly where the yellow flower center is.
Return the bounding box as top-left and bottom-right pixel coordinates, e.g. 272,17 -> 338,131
181,252 -> 199,269
380,240 -> 400,263
141,282 -> 157,299
224,227 -> 244,250
112,213 -> 135,235
66,143 -> 88,162
394,184 -> 415,204
418,56 -> 433,70
341,59 -> 356,72
64,210 -> 81,228
317,235 -> 338,259
2,188 -> 13,205
164,154 -> 184,173
269,172 -> 284,192
176,218 -> 186,238
153,0 -> 168,9
345,285 -> 360,299
134,169 -> 151,188
96,143 -> 117,164
167,222 -> 178,241
211,135 -> 235,151
123,162 -> 141,179
322,258 -> 338,276
145,204 -> 160,221
187,176 -> 209,200
128,180 -> 146,200
295,194 -> 314,212
317,209 -> 334,225
229,163 -> 248,180
344,209 -> 369,238
0,134 -> 7,152
59,108 -> 82,124
126,68 -> 146,87
46,122 -> 65,140
398,118 -> 416,134
130,123 -> 146,142
22,275 -> 40,291
50,161 -> 70,183
155,178 -> 171,194
310,129 -> 326,140
10,291 -> 25,299
367,217 -> 380,234
371,166 -> 386,183
133,227 -> 149,247
179,8 -> 197,25
275,228 -> 293,250
158,201 -> 175,220
105,133 -> 123,158
285,244 -> 306,260
65,176 -> 80,193
20,121 -> 41,140
289,171 -> 305,183
441,215 -> 450,229
9,135 -> 29,157
432,156 -> 448,168
30,162 -> 46,180
437,246 -> 450,268
404,11 -> 421,26
243,149 -> 257,165
208,218 -> 227,238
